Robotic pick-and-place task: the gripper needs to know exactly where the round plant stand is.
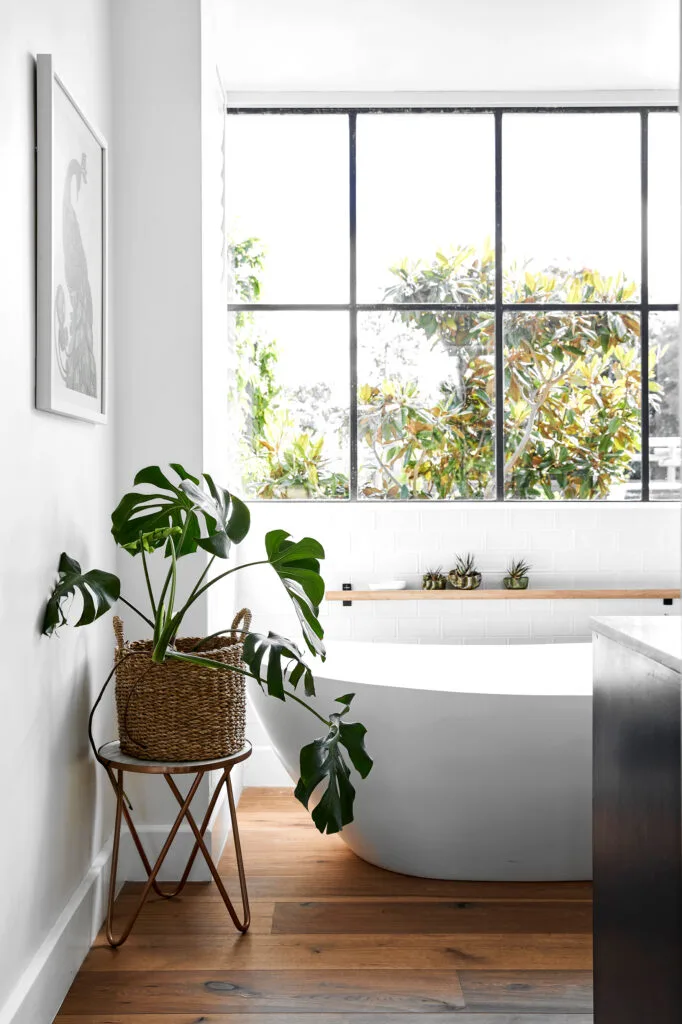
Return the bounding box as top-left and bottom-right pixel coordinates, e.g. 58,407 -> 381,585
96,739 -> 252,947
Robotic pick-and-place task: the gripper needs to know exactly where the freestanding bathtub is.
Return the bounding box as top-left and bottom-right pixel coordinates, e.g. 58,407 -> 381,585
248,639 -> 593,881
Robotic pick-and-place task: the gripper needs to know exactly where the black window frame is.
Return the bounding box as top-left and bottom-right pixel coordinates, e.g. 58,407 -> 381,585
226,105 -> 680,502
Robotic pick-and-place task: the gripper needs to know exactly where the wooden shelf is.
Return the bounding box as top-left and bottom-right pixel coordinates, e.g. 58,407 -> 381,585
326,588 -> 680,602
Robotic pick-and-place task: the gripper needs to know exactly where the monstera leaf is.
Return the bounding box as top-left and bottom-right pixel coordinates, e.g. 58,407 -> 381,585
294,694 -> 373,835
41,553 -> 120,636
111,464 -> 199,555
242,631 -> 316,700
179,472 -> 250,557
265,530 -> 325,657
111,465 -> 250,559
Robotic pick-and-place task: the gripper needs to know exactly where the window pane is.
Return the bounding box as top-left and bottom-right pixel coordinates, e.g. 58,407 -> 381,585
504,311 -> 641,500
358,310 -> 495,499
230,311 -> 349,499
356,114 -> 495,302
503,114 -> 641,302
649,113 -> 680,303
650,312 -> 680,501
226,116 -> 348,303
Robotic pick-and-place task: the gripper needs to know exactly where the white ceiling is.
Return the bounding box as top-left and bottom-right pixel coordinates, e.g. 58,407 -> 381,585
222,0 -> 679,93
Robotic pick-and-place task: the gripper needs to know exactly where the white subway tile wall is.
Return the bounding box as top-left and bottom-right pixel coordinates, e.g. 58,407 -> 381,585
236,501 -> 680,783
238,501 -> 680,642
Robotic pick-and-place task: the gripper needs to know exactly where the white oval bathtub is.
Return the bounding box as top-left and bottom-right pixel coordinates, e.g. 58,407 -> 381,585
247,639 -> 593,881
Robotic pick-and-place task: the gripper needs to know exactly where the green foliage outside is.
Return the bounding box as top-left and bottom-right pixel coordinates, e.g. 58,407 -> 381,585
231,239 -> 662,500
231,239 -> 349,499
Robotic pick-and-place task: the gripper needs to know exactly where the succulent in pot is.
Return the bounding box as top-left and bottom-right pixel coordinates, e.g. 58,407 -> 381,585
40,463 -> 372,835
422,568 -> 447,591
448,553 -> 482,590
503,557 -> 531,590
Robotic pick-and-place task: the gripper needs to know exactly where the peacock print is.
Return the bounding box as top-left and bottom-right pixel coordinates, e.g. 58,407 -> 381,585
54,152 -> 97,398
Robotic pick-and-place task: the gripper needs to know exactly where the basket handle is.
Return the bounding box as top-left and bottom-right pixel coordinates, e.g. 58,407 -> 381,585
231,607 -> 252,640
113,615 -> 125,652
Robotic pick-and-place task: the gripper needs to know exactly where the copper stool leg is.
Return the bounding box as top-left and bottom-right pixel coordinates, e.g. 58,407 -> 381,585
105,769 -> 125,943
103,765 -> 251,946
227,770 -> 251,931
166,767 -> 232,897
104,770 -> 204,947
104,765 -> 176,900
165,767 -> 250,932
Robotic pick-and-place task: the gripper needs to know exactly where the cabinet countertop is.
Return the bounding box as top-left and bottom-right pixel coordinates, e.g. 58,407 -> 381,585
592,615 -> 681,675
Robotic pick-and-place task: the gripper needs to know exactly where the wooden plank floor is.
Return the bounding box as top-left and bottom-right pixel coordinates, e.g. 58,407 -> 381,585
56,787 -> 593,1022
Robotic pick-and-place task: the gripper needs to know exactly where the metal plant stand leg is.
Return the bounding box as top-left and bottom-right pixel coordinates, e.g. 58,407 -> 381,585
165,771 -> 250,932
227,770 -> 251,929
104,765 -> 178,900
97,741 -> 252,948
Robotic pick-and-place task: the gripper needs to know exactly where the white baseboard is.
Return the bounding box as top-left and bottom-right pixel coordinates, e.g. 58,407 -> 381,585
244,743 -> 293,787
0,834 -> 127,1024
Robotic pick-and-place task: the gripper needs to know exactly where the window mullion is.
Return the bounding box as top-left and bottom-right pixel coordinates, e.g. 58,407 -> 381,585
494,110 -> 505,501
641,110 -> 650,501
349,112 -> 358,500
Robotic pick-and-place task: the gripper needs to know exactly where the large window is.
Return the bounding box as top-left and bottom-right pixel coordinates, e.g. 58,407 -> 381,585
227,107 -> 680,501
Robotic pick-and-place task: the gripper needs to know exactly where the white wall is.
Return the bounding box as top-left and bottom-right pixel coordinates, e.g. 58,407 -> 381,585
201,0 -> 240,637
223,0 -> 679,92
110,0 -> 206,849
112,0 -> 205,642
236,500 -> 681,783
0,1 -> 239,1015
111,0 -> 243,872
0,0 -> 116,1019
111,0 -> 238,657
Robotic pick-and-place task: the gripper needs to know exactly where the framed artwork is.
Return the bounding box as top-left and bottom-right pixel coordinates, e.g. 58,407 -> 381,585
36,53 -> 108,423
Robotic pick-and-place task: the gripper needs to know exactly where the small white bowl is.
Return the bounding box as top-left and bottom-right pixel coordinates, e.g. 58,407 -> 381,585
368,580 -> 407,591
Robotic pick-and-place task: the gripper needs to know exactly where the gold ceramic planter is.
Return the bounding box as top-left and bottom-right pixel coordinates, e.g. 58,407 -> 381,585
503,576 -> 529,590
449,572 -> 482,591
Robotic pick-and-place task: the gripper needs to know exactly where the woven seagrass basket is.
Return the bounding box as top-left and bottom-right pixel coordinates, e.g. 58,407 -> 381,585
113,608 -> 250,762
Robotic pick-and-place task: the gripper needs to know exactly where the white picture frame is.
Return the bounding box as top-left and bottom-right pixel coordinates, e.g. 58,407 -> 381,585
36,53 -> 108,424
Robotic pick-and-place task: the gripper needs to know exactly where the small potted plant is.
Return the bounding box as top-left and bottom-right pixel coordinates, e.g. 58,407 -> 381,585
422,568 -> 447,590
503,557 -> 531,590
448,553 -> 482,590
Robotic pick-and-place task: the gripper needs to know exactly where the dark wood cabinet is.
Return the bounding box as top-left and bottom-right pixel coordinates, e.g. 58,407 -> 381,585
593,618 -> 682,1024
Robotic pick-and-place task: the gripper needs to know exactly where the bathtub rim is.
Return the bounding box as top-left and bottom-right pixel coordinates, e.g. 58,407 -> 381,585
306,638 -> 593,698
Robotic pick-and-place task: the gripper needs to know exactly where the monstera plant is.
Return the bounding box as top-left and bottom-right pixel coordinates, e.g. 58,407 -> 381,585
41,464 -> 372,834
